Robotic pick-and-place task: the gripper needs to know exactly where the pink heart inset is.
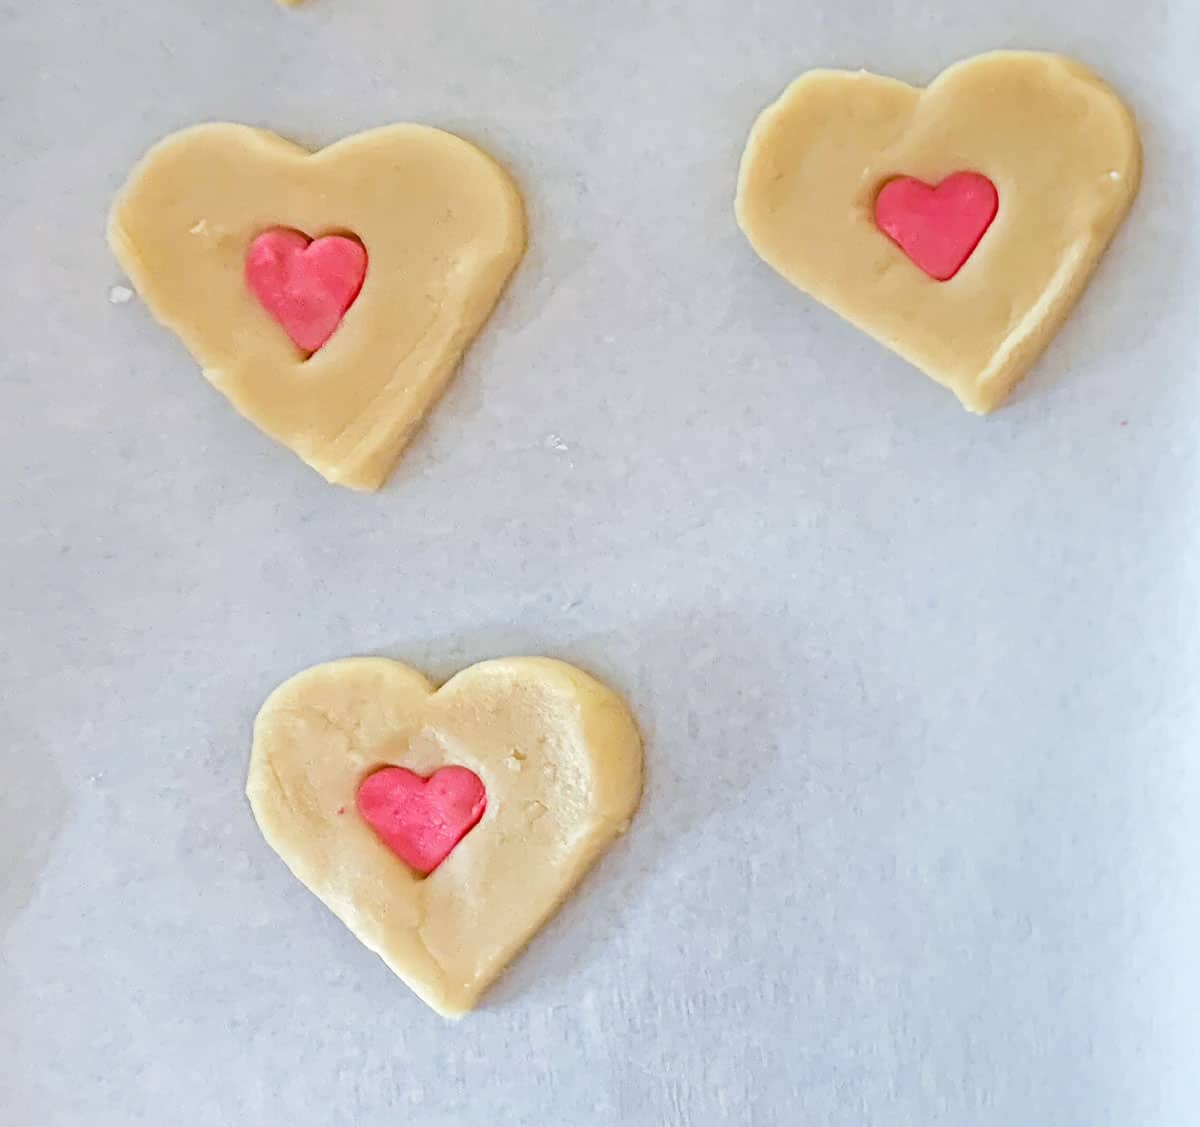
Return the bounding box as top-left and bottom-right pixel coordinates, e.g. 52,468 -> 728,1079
874,172 -> 999,281
244,228 -> 367,352
356,766 -> 487,877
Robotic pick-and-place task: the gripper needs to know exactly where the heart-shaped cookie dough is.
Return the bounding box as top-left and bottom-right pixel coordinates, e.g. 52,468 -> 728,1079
244,229 -> 368,353
736,51 -> 1141,413
874,172 -> 999,282
356,765 -> 487,875
247,657 -> 643,1017
108,124 -> 525,489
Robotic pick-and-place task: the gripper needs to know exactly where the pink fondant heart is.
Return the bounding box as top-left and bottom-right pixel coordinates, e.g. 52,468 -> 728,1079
874,172 -> 999,281
244,228 -> 367,352
356,766 -> 487,877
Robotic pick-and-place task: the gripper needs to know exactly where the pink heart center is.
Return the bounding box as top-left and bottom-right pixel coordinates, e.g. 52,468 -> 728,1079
244,228 -> 368,353
356,766 -> 487,877
874,172 -> 999,281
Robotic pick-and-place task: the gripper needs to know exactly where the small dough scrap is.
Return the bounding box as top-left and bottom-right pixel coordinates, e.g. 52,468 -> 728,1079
736,51 -> 1141,413
247,657 -> 643,1017
108,124 -> 525,489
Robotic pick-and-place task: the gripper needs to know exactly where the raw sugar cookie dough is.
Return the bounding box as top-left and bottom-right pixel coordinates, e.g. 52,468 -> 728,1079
737,51 -> 1141,413
247,657 -> 643,1017
108,124 -> 525,490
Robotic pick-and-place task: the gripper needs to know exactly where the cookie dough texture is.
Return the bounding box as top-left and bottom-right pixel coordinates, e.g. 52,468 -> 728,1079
736,51 -> 1141,413
108,124 -> 525,489
247,657 -> 643,1017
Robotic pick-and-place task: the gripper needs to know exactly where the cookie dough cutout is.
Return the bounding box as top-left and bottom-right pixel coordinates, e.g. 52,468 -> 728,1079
874,172 -> 999,282
245,228 -> 367,353
357,765 -> 487,875
736,51 -> 1141,413
108,124 -> 525,490
247,657 -> 643,1017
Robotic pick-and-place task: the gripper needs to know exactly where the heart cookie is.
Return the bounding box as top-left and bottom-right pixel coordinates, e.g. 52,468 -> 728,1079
244,229 -> 368,353
356,765 -> 487,875
108,124 -> 525,489
736,51 -> 1141,413
874,172 -> 999,282
247,657 -> 643,1017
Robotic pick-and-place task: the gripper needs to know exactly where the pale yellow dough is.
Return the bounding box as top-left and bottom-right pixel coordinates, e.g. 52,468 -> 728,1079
108,124 -> 525,489
736,51 -> 1141,413
247,657 -> 643,1017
